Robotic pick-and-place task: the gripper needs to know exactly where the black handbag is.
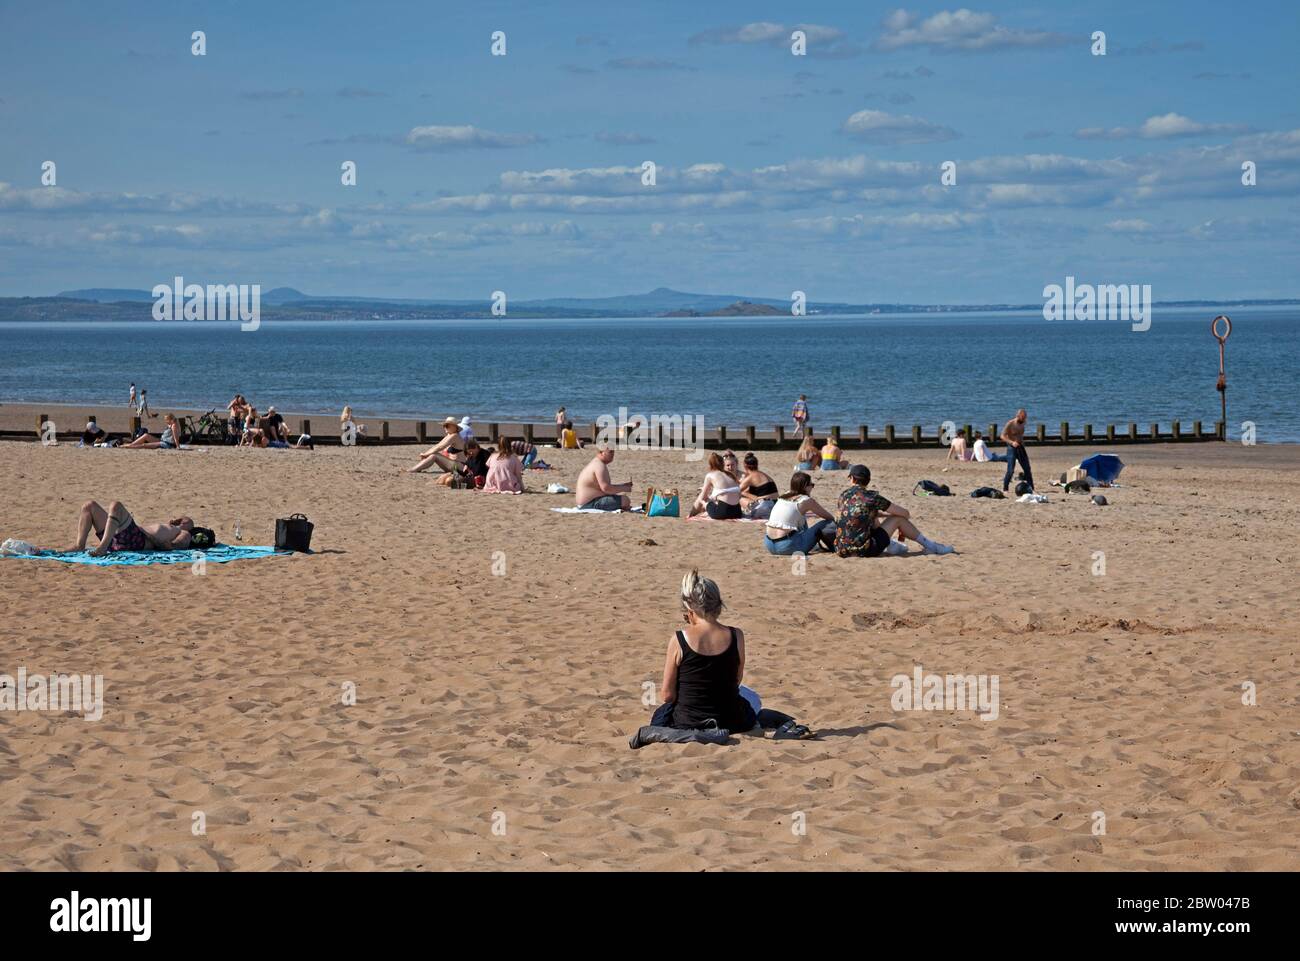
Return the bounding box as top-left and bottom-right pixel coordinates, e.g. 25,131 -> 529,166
275,513 -> 314,552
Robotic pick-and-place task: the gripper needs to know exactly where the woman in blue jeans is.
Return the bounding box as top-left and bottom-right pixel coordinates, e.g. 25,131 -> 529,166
763,471 -> 836,554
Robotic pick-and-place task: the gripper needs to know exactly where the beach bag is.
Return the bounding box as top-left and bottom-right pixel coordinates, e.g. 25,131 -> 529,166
275,513 -> 314,552
969,487 -> 1005,499
645,487 -> 680,517
912,480 -> 952,496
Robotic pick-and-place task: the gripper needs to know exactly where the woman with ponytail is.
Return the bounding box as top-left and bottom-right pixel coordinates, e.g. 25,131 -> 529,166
634,570 -> 811,743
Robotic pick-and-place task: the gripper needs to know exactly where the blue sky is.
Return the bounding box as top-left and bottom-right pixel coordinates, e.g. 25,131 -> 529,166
1,0 -> 1298,302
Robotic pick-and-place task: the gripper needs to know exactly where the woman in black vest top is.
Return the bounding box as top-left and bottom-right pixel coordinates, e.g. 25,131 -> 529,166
648,570 -> 811,738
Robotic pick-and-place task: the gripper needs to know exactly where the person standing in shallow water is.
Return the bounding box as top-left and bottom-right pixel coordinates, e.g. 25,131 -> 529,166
999,408 -> 1035,493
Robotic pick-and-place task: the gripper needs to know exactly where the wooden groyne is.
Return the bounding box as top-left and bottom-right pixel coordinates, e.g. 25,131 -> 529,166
5,410 -> 1231,448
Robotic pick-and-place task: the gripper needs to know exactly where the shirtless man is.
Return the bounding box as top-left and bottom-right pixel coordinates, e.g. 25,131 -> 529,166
67,500 -> 194,556
999,408 -> 1035,493
575,445 -> 633,511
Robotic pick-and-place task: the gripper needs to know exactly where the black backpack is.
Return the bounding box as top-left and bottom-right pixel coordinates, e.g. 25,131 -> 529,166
189,527 -> 217,550
970,487 -> 1005,499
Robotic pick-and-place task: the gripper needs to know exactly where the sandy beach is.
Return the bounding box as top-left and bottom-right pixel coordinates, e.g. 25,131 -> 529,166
0,434 -> 1297,871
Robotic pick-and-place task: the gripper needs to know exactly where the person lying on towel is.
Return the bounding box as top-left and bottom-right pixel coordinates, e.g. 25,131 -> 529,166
62,500 -> 207,556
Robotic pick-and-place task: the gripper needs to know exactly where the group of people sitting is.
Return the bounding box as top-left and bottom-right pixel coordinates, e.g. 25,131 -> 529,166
947,430 -> 1008,463
404,416 -> 541,492
795,434 -> 848,472
227,395 -> 312,449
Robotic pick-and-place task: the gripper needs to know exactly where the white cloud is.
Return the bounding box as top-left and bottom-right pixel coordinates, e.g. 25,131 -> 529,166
875,8 -> 1067,52
405,125 -> 541,149
841,109 -> 959,144
1075,113 -> 1249,140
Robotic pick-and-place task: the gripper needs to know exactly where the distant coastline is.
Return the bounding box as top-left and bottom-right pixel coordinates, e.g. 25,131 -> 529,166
1,286 -> 1296,323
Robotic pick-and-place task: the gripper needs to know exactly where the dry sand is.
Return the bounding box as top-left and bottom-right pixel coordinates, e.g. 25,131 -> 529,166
1,433 -> 1297,871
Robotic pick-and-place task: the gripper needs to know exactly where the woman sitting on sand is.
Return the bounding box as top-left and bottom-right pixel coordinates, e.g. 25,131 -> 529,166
738,453 -> 779,520
632,570 -> 811,742
406,417 -> 470,475
763,471 -> 836,555
821,437 -> 847,470
483,435 -> 524,493
796,434 -> 821,471
239,407 -> 261,446
688,453 -> 743,519
125,413 -> 180,449
340,405 -> 366,444
947,433 -> 972,461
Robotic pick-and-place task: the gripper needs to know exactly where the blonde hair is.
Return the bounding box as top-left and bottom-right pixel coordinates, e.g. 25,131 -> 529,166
341,405 -> 353,424
680,569 -> 724,618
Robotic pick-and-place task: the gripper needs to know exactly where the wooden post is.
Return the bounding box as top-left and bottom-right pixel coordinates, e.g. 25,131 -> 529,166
486,423 -> 498,443
774,425 -> 785,446
131,416 -> 141,435
1173,420 -> 1182,440
745,425 -> 756,446
884,424 -> 895,445
1193,420 -> 1202,439
1084,424 -> 1093,443
523,423 -> 534,444
830,425 -> 841,444
1060,422 -> 1069,443
1215,420 -> 1225,440
36,413 -> 48,438
417,421 -> 427,443
911,425 -> 922,446
859,425 -> 869,445
963,424 -> 972,443
1106,425 -> 1115,442
1128,422 -> 1138,441
717,426 -> 727,446
300,418 -> 311,436
989,424 -> 998,444
1036,424 -> 1046,443
1150,423 -> 1159,440
381,421 -> 390,442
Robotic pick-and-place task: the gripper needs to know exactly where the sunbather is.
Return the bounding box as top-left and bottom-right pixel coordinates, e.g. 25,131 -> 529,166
574,444 -> 633,510
763,471 -> 836,554
63,500 -> 199,557
738,453 -> 779,520
125,413 -> 180,449
688,453 -> 743,519
406,417 -> 470,474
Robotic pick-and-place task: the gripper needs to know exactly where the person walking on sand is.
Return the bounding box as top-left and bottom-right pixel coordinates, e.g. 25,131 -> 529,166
1000,408 -> 1035,493
792,394 -> 810,437
555,406 -> 567,445
129,382 -> 137,410
574,444 -> 633,511
137,387 -> 152,419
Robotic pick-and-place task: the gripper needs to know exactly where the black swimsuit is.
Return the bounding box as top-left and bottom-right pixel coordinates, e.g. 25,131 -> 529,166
669,628 -> 756,731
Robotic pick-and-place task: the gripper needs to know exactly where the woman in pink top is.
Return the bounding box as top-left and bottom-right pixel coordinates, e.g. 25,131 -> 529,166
483,435 -> 524,493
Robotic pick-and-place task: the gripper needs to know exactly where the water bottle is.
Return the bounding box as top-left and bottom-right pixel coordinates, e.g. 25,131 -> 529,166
234,519 -> 242,541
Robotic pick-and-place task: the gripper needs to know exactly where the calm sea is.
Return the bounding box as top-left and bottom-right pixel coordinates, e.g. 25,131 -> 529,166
1,307 -> 1296,440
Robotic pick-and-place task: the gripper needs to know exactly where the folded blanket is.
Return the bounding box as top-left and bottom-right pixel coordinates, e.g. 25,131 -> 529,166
2,544 -> 284,566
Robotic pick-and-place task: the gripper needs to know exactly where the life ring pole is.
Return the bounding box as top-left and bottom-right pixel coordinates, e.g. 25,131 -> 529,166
1212,315 -> 1231,440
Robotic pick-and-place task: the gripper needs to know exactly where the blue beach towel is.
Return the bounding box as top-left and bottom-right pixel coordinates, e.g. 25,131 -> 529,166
2,544 -> 284,566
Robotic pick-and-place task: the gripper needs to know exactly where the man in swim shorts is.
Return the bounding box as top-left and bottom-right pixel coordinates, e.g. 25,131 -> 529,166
574,444 -> 634,510
67,500 -> 196,556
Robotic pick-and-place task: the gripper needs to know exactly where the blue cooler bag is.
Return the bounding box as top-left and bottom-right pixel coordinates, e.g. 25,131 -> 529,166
646,487 -> 680,517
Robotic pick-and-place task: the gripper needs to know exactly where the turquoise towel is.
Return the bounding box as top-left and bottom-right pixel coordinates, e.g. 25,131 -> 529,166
3,545 -> 284,566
